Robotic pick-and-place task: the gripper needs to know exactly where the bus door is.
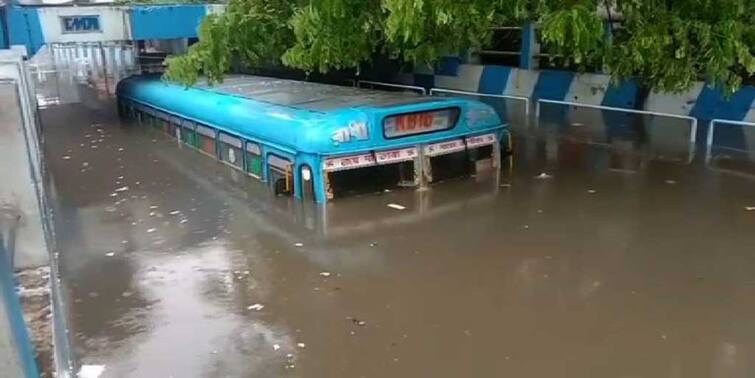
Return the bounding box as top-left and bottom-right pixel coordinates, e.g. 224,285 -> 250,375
268,154 -> 293,196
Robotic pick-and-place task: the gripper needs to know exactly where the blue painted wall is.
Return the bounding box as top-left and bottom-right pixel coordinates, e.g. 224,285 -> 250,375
690,86 -> 755,149
6,6 -> 44,55
601,80 -> 639,109
130,5 -> 206,40
477,65 -> 511,95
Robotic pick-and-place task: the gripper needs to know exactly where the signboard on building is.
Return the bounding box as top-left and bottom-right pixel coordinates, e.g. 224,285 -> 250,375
60,15 -> 101,34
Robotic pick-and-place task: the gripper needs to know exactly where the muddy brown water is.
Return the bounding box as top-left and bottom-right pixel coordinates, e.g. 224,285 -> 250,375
41,100 -> 755,378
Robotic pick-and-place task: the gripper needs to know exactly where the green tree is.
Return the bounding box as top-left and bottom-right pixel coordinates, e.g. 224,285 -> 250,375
164,0 -> 755,95
282,0 -> 383,73
382,0 -> 497,68
164,0 -> 294,85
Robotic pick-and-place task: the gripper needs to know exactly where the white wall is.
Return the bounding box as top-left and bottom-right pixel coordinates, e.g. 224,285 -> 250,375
38,6 -> 131,43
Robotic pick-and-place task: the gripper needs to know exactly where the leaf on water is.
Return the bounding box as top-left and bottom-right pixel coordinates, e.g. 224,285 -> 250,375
247,303 -> 265,311
78,365 -> 106,378
387,203 -> 406,210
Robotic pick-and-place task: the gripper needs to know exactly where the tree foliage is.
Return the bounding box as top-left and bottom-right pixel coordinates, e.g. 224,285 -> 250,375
165,0 -> 755,94
282,0 -> 382,73
382,0 -> 497,66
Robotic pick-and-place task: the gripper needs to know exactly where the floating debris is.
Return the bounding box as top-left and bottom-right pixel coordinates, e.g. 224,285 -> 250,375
296,343 -> 306,348
387,203 -> 406,210
105,252 -> 115,257
114,186 -> 129,192
499,183 -> 512,188
273,344 -> 281,351
665,179 -> 678,185
587,189 -> 597,194
535,172 -> 552,179
62,155 -> 71,160
294,242 -> 304,247
169,210 -> 181,215
744,206 -> 755,211
247,303 -> 265,311
571,122 -> 584,127
82,162 -> 90,167
78,365 -> 106,378
146,228 -> 157,233
319,272 -> 332,277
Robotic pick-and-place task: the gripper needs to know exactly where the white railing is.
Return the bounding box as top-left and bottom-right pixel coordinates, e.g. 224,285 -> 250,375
535,99 -> 699,144
705,118 -> 755,162
429,88 -> 530,117
356,80 -> 426,95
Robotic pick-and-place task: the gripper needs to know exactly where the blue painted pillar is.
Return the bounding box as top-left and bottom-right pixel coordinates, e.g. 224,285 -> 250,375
519,22 -> 536,69
0,7 -> 8,49
6,6 -> 44,56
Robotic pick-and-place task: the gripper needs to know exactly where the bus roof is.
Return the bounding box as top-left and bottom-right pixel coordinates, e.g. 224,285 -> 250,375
116,74 -> 505,155
194,75 -> 433,112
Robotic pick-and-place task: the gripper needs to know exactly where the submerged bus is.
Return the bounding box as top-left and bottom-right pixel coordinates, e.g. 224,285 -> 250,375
116,75 -> 509,203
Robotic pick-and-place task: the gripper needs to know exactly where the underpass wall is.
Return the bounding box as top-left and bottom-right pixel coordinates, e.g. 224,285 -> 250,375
396,63 -> 755,149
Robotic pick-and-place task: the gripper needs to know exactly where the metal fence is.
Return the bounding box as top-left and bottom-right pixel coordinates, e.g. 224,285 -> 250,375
430,88 -> 530,128
705,119 -> 755,162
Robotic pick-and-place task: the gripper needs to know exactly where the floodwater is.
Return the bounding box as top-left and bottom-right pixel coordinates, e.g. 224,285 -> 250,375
41,93 -> 755,378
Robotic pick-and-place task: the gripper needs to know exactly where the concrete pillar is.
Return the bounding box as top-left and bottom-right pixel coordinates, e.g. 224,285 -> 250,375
125,44 -> 135,68
109,46 -> 119,88
519,22 -> 537,70
89,45 -> 99,81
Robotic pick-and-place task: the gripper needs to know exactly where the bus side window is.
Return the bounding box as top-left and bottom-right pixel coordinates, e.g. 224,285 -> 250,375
195,124 -> 217,157
181,120 -> 197,147
169,116 -> 181,139
218,132 -> 243,170
268,154 -> 293,196
245,142 -> 263,179
155,111 -> 167,130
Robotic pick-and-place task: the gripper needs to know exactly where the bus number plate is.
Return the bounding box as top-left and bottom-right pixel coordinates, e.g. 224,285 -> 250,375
384,108 -> 457,138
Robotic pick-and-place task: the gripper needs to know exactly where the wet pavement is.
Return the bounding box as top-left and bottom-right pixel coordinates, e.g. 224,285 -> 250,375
41,95 -> 755,378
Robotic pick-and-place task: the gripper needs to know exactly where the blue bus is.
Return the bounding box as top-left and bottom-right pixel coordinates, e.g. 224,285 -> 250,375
116,75 -> 509,203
